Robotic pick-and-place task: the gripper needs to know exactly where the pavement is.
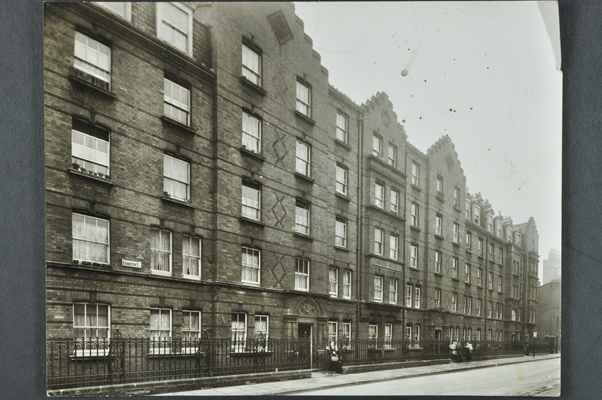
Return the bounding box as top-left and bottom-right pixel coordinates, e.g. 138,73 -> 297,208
159,353 -> 560,396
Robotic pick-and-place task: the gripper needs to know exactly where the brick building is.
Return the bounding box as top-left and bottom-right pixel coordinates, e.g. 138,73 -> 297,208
45,2 -> 540,368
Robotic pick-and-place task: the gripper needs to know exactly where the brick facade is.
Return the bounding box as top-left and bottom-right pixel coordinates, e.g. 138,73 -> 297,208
45,2 -> 540,368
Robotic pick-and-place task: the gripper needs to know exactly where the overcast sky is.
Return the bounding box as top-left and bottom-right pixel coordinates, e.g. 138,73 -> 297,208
294,1 -> 562,277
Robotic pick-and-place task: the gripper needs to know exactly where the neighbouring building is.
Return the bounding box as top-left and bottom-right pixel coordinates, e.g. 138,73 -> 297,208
542,248 -> 561,285
45,1 -> 540,369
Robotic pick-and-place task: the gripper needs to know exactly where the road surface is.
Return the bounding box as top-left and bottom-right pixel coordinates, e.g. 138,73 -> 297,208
295,358 -> 560,396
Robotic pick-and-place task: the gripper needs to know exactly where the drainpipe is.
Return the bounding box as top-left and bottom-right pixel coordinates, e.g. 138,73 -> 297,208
355,113 -> 364,341
402,148 -> 408,339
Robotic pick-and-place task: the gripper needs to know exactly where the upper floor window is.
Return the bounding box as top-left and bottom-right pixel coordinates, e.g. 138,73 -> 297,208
477,238 -> 483,254
473,204 -> 480,224
182,236 -> 201,279
466,232 -> 471,249
410,244 -> 419,268
488,272 -> 493,289
295,258 -> 309,291
465,263 -> 471,283
372,134 -> 382,157
434,251 -> 442,273
71,119 -> 110,176
411,162 -> 419,186
73,213 -> 109,264
451,257 -> 458,278
476,299 -> 482,316
496,220 -> 502,238
335,164 -> 348,196
436,176 -> 443,195
389,235 -> 399,260
336,112 -> 348,143
374,228 -> 384,256
435,215 -> 442,236
335,218 -> 347,248
411,203 -> 419,227
73,303 -> 110,341
414,286 -> 421,308
489,243 -> 494,261
434,288 -> 441,308
156,3 -> 193,55
390,189 -> 399,214
295,200 -> 310,235
375,183 -> 385,208
164,77 -> 190,126
97,2 -> 132,20
515,231 -> 521,245
477,268 -> 482,286
454,187 -> 460,207
242,246 -> 260,286
242,112 -> 261,154
499,248 -> 503,264
295,140 -> 311,177
487,215 -> 493,232
74,32 -> 111,85
242,44 -> 261,85
242,181 -> 261,220
387,144 -> 397,167
329,267 -> 338,297
452,223 -> 459,243
465,200 -> 471,221
343,270 -> 352,299
406,284 -> 412,307
389,278 -> 398,304
164,154 -> 190,201
506,227 -> 513,243
452,293 -> 458,311
296,81 -> 311,117
151,228 -> 172,275
374,276 -> 383,302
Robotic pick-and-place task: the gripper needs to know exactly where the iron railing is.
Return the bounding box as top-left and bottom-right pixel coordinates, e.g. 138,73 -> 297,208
47,334 -> 310,390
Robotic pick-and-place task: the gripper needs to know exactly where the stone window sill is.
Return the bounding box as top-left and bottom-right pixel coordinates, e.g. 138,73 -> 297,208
334,139 -> 352,151
69,72 -> 117,99
239,216 -> 265,227
162,195 -> 195,209
161,116 -> 196,134
294,110 -> 316,126
240,147 -> 266,161
239,76 -> 267,96
69,167 -> 114,186
294,172 -> 315,184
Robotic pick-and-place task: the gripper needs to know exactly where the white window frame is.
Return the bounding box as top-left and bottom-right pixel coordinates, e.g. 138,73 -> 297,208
343,270 -> 352,299
489,243 -> 494,260
335,218 -> 347,248
436,176 -> 443,194
389,235 -> 399,260
451,257 -> 458,278
414,324 -> 421,345
477,268 -> 483,286
389,278 -> 398,304
496,220 -> 502,238
242,111 -> 262,154
488,272 -> 493,290
390,189 -> 399,214
296,81 -> 311,117
329,267 -> 338,297
96,2 -> 132,20
498,276 -> 503,292
435,251 -> 442,273
335,164 -> 348,196
182,310 -> 201,352
342,322 -> 352,343
476,329 -> 481,341
414,286 -> 421,309
182,236 -> 201,280
328,321 -> 338,342
242,44 -> 261,86
295,258 -> 310,291
375,183 -> 385,208
466,233 -> 471,249
473,204 -> 480,224
387,144 -> 397,167
452,293 -> 458,311
72,213 -> 110,264
374,276 -> 383,302
295,201 -> 310,235
506,227 -> 513,243
463,296 -> 467,314
478,238 -> 483,255
406,284 -> 412,307
512,309 -> 517,321
231,313 -> 247,353
336,112 -> 348,143
434,288 -> 441,308
410,244 -> 418,269
435,215 -> 442,236
465,263 -> 471,283
452,223 -> 459,243
487,215 -> 493,232
242,181 -> 261,220
468,297 -> 472,315
411,162 -> 419,186
150,307 -> 172,355
73,32 -> 111,84
73,303 -> 111,356
411,203 -> 419,227
254,315 -> 269,342
295,140 -> 311,177
476,299 -> 482,316
465,199 -> 471,220
164,154 -> 190,201
156,2 -> 193,56
369,324 -> 378,342
71,121 -> 110,176
242,246 -> 261,286
488,301 -> 493,318
454,187 -> 460,207
150,228 -> 172,276
374,228 -> 384,256
372,134 -> 382,157
164,77 -> 190,126
384,323 -> 393,349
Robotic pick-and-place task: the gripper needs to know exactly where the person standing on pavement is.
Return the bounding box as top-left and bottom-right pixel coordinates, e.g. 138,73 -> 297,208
465,341 -> 473,362
326,341 -> 339,376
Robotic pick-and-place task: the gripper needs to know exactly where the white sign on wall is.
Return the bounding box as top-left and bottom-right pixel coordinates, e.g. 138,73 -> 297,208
122,259 -> 141,268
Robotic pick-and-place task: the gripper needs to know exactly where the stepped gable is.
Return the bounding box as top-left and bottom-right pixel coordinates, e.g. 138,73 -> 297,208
406,140 -> 426,158
362,91 -> 407,137
426,135 -> 464,175
329,85 -> 362,111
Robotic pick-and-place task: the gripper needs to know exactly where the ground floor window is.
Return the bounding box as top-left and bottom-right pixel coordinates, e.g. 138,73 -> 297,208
150,308 -> 172,354
328,320 -> 338,344
231,313 -> 247,352
384,323 -> 393,349
369,324 -> 378,345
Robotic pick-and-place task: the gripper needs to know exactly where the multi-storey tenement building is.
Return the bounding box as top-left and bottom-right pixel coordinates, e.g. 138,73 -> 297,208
45,2 -> 540,368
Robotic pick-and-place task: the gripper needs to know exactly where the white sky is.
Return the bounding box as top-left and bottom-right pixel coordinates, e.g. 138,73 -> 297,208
294,1 -> 562,278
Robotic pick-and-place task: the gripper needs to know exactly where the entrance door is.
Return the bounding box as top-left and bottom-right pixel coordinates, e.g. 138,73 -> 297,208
298,324 -> 313,368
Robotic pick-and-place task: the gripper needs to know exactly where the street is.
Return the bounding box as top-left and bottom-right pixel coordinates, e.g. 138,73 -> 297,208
296,358 -> 560,396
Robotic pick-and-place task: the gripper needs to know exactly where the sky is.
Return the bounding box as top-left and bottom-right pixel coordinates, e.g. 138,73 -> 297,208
294,1 -> 562,278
